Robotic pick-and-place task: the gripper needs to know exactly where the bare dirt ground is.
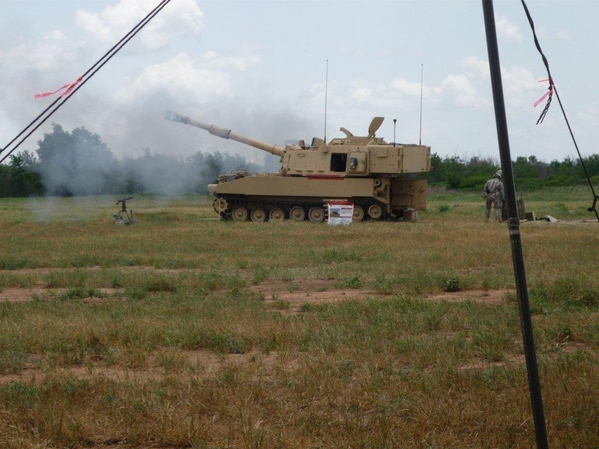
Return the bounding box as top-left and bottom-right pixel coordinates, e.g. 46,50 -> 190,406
0,287 -> 122,302
0,349 -> 279,386
0,275 -> 509,308
0,272 -> 543,396
251,280 -> 509,314
1,266 -> 511,305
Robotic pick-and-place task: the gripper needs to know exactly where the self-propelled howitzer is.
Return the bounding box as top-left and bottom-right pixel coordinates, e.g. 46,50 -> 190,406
165,111 -> 431,222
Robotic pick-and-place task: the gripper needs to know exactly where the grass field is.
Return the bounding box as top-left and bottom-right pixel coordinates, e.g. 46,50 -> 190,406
0,188 -> 598,448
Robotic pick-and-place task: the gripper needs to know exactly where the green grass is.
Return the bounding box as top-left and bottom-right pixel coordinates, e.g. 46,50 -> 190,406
0,190 -> 598,448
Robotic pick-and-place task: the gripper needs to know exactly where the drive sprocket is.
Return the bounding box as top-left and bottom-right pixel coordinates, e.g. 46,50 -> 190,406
213,197 -> 229,214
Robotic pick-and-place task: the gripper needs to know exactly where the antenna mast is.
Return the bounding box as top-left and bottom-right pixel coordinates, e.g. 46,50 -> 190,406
324,59 -> 329,142
419,63 -> 424,145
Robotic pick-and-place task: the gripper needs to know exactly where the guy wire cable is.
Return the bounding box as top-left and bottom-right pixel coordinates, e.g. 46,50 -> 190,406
0,0 -> 167,158
0,0 -> 172,164
0,0 -> 170,160
520,0 -> 599,221
0,0 -> 172,165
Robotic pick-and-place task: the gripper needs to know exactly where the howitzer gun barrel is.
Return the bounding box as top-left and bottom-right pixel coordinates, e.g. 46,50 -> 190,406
165,111 -> 286,157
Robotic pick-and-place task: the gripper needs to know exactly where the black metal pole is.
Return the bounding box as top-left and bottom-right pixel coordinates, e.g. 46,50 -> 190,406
481,2 -> 549,448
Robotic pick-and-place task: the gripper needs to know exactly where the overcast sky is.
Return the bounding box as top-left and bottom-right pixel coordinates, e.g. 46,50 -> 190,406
1,0 -> 597,166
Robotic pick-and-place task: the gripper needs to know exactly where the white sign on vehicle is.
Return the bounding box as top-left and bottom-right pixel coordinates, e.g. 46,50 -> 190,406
327,201 -> 354,226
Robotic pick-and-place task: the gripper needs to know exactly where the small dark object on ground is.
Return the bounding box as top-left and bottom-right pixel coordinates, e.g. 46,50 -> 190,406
114,196 -> 137,225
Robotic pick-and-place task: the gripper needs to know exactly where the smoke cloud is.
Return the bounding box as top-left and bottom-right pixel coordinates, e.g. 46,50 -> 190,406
31,123 -> 269,197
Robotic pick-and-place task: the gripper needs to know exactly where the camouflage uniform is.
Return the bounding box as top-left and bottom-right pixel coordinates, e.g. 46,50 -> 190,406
483,170 -> 504,221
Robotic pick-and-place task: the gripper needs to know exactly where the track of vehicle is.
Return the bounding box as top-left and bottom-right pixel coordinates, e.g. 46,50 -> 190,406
213,195 -> 388,222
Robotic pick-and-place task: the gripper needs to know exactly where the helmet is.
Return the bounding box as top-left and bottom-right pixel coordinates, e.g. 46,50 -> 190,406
494,169 -> 502,179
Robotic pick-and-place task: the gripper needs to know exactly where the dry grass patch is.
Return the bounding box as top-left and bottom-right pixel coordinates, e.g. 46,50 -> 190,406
0,286 -> 122,303
427,288 -> 510,304
252,279 -> 385,314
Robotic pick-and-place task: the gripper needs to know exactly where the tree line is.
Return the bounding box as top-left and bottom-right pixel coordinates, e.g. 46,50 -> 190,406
427,153 -> 599,191
0,124 -> 265,198
1,124 -> 599,198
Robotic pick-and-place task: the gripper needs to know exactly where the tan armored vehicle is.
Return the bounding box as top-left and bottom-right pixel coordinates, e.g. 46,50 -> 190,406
165,111 -> 431,222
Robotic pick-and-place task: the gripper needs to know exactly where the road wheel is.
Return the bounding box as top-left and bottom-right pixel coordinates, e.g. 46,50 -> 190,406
232,205 -> 249,221
368,204 -> 383,220
289,206 -> 306,221
269,208 -> 286,222
308,206 -> 325,223
250,208 -> 267,223
353,205 -> 365,221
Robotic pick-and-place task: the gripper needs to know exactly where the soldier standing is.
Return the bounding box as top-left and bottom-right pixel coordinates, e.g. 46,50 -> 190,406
483,170 -> 504,222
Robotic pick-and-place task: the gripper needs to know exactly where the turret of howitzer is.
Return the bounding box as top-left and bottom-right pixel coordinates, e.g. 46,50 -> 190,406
165,111 -> 431,177
165,110 -> 431,222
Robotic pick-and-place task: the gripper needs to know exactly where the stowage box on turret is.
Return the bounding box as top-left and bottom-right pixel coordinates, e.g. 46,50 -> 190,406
165,111 -> 431,222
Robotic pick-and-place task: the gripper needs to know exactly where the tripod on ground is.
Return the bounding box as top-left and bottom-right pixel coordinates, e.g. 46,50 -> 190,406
113,197 -> 137,225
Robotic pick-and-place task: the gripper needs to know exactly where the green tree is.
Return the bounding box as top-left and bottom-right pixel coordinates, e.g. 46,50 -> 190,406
0,154 -> 44,197
35,124 -> 119,196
